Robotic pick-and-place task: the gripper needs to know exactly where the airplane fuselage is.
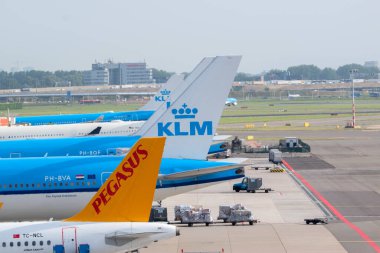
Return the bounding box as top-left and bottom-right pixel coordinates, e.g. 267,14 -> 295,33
15,110 -> 154,126
0,121 -> 144,141
0,221 -> 176,253
0,157 -> 243,221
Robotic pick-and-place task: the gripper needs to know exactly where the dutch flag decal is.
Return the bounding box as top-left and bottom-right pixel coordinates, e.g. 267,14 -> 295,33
76,175 -> 85,180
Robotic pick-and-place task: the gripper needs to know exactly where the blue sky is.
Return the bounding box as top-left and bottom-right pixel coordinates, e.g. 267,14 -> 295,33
0,0 -> 379,73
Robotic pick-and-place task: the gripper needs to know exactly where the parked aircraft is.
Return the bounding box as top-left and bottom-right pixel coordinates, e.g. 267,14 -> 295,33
0,137 -> 179,253
0,153 -> 243,220
0,121 -> 144,140
1,56 -> 240,160
0,58 -> 210,140
0,136 -> 227,158
225,98 -> 237,106
0,56 -> 244,221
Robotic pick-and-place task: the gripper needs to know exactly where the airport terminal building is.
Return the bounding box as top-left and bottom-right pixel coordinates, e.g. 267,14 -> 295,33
84,61 -> 154,85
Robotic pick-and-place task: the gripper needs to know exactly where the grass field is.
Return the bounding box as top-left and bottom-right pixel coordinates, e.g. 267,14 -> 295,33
221,98 -> 380,125
2,98 -> 380,128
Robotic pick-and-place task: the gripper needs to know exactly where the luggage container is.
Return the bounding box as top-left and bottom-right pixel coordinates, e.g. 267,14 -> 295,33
149,206 -> 168,222
174,205 -> 213,227
217,204 -> 256,225
269,149 -> 282,164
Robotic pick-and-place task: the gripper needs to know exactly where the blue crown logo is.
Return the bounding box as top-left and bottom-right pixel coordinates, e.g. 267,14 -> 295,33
171,103 -> 198,119
160,89 -> 171,96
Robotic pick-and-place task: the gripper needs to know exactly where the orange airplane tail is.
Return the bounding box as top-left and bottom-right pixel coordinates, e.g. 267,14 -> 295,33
65,137 -> 165,222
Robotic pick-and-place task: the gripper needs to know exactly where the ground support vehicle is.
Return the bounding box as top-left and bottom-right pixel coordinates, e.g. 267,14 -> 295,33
174,205 -> 213,227
217,204 -> 256,225
233,177 -> 273,193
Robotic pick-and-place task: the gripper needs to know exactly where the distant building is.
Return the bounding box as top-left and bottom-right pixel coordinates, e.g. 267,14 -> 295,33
83,61 -> 154,85
364,61 -> 379,68
83,68 -> 109,86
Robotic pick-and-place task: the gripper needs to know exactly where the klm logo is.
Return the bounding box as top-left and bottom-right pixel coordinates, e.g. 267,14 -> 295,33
154,89 -> 171,102
157,103 -> 213,136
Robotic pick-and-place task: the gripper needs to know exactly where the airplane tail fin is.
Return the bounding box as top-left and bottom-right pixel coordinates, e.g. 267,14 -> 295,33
140,74 -> 185,111
65,137 -> 165,222
135,56 -> 241,160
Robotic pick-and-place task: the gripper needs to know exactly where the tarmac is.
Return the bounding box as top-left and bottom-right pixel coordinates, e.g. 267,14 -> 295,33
141,158 -> 346,253
141,126 -> 380,253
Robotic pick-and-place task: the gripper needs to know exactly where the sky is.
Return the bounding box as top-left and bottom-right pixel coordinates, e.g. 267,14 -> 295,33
0,0 -> 379,74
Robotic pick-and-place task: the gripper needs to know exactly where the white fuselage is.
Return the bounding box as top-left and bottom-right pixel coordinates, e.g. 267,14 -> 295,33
0,221 -> 176,253
0,121 -> 144,140
0,182 -> 220,221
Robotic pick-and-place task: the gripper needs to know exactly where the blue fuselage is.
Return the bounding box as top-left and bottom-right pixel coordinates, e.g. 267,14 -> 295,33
15,110 -> 154,125
0,156 -> 243,195
0,136 -> 227,158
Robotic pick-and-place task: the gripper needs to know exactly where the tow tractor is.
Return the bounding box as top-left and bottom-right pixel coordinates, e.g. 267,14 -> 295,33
233,177 -> 272,193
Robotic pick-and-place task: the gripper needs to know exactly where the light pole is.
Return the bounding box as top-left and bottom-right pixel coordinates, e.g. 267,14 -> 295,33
349,69 -> 358,128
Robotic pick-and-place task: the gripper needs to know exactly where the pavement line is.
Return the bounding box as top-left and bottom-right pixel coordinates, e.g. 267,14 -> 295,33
283,164 -> 335,219
282,159 -> 380,253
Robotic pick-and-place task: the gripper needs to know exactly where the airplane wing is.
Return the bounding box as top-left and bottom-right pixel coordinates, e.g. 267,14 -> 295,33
212,135 -> 232,141
105,231 -> 164,246
158,164 -> 246,180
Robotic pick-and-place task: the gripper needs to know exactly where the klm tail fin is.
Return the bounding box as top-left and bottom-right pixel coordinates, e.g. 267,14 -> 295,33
140,56 -> 215,112
65,137 -> 166,222
135,56 -> 241,160
140,74 -> 185,111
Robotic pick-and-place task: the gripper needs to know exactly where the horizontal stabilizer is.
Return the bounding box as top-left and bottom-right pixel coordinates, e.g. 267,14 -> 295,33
212,135 -> 232,141
158,164 -> 246,180
105,231 -> 163,246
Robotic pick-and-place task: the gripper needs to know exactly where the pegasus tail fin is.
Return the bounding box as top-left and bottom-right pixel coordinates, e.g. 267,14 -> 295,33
65,137 -> 165,222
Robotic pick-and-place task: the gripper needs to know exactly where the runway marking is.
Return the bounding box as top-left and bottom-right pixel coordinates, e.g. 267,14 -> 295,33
282,159 -> 380,253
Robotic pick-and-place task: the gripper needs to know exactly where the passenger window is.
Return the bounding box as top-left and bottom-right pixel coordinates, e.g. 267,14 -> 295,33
25,241 -> 28,246
47,240 -> 51,245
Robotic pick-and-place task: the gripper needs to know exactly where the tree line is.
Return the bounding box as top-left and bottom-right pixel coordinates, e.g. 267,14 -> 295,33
0,63 -> 379,90
235,63 -> 379,82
